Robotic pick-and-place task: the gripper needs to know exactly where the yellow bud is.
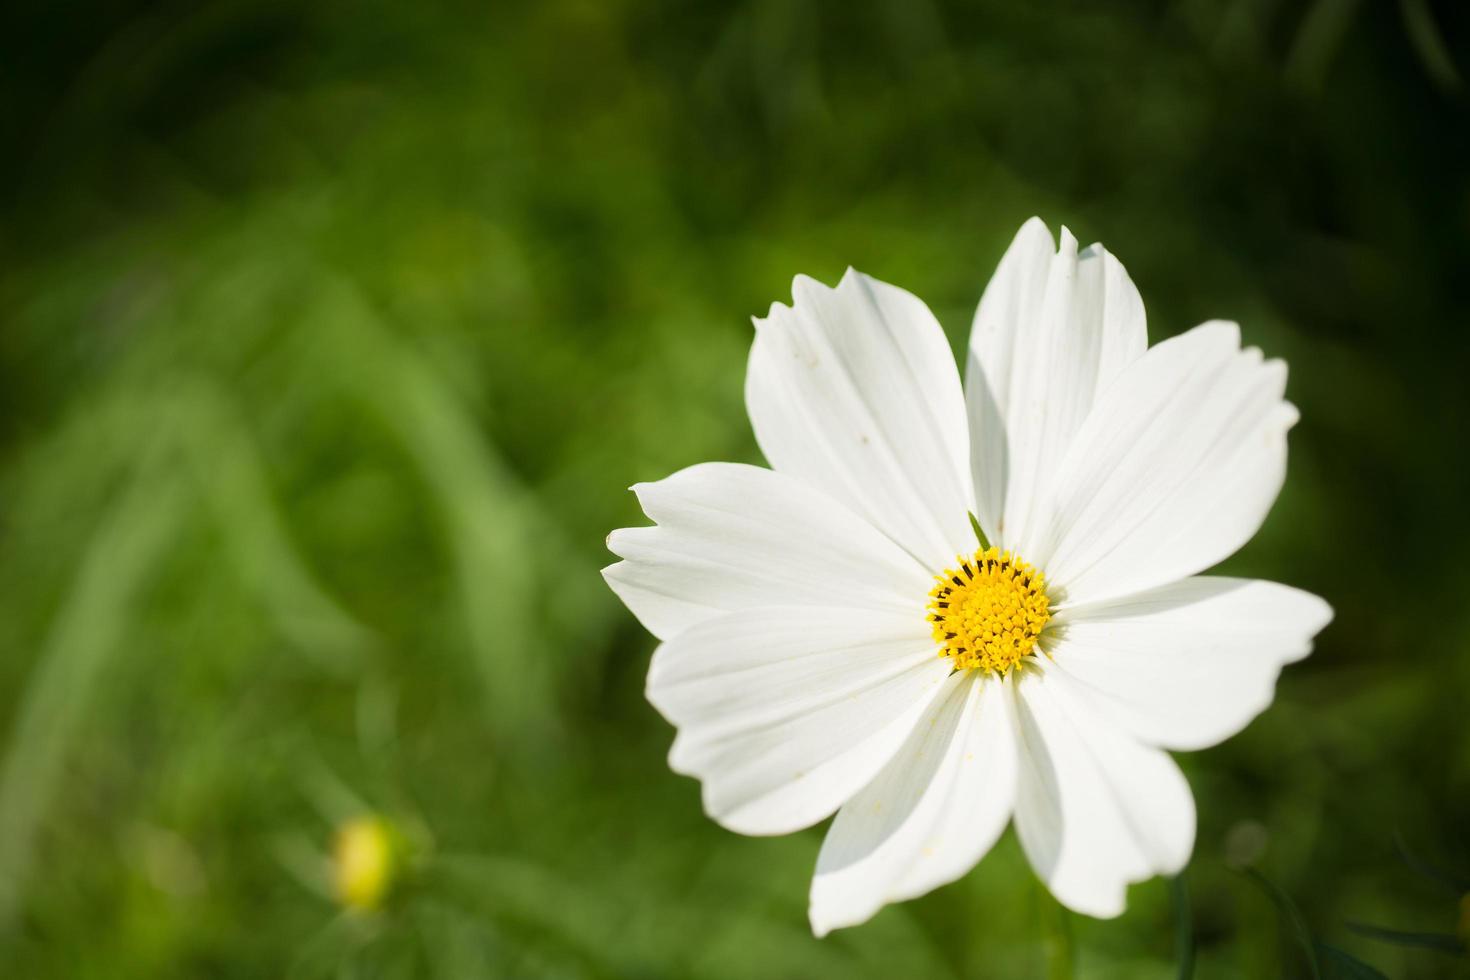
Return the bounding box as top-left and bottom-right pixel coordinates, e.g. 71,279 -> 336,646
333,815 -> 396,912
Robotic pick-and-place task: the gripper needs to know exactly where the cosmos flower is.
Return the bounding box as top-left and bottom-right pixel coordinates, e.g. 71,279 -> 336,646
603,218 -> 1332,935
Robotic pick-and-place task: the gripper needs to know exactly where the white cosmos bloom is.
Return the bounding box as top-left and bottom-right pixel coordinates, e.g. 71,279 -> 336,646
603,218 -> 1332,936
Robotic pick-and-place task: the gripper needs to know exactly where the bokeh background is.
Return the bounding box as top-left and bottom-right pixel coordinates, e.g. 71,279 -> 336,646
2,1 -> 1468,977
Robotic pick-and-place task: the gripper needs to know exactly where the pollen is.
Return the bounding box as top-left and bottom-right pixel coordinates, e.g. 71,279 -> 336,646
927,547 -> 1051,676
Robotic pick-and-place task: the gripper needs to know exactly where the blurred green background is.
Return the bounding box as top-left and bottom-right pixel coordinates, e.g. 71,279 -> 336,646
1,1 -> 1468,977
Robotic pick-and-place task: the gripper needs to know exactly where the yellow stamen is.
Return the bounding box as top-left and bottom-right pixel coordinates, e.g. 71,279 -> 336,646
926,547 -> 1051,675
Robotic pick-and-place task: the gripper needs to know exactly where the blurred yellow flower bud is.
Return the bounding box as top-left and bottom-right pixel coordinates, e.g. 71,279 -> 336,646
332,815 -> 396,912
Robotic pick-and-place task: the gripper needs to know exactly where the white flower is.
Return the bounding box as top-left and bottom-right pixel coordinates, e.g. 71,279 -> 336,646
603,218 -> 1332,936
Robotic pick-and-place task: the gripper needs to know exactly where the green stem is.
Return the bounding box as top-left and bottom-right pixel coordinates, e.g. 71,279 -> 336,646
1041,888 -> 1074,980
1172,874 -> 1196,980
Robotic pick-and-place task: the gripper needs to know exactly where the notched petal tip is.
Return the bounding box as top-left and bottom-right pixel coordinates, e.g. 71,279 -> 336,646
603,529 -> 633,557
1302,590 -> 1335,632
807,860 -> 908,937
643,646 -> 676,711
1265,354 -> 1290,385
1274,400 -> 1301,431
603,524 -> 658,560
1062,887 -> 1128,920
1016,215 -> 1054,241
808,903 -> 839,939
1056,225 -> 1079,257
790,271 -> 833,304
699,785 -> 814,839
753,272 -> 843,328
628,464 -> 712,509
1194,318 -> 1243,348
836,265 -> 868,290
600,556 -> 642,596
753,296 -> 796,329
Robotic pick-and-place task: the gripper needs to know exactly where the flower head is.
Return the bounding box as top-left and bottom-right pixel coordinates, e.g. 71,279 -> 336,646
603,218 -> 1332,935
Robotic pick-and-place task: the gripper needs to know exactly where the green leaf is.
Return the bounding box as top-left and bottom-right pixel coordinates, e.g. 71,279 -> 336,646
1316,943 -> 1389,979
1345,921 -> 1466,954
1393,831 -> 1470,894
969,511 -> 992,551
1237,867 -> 1321,980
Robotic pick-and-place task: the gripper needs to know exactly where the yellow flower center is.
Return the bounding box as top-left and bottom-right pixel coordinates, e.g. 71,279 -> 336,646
927,547 -> 1051,675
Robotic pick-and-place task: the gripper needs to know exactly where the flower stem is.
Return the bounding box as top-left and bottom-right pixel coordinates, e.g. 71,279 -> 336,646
1040,888 -> 1074,979
1173,873 -> 1196,980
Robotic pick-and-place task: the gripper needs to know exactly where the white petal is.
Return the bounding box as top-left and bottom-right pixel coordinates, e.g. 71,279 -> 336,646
746,270 -> 973,570
1028,320 -> 1296,607
604,462 -> 929,640
809,672 -> 1016,936
647,606 -> 950,836
966,218 -> 1147,547
1049,577 -> 1332,751
1011,661 -> 1195,918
